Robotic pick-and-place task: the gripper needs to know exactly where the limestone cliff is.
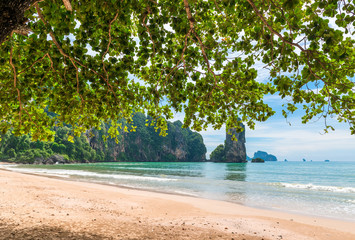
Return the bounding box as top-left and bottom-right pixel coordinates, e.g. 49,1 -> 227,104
210,125 -> 247,163
89,113 -> 207,162
224,127 -> 246,163
0,113 -> 206,164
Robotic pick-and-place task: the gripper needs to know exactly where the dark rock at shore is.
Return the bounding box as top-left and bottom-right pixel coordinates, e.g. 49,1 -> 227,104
251,158 -> 265,163
34,154 -> 68,165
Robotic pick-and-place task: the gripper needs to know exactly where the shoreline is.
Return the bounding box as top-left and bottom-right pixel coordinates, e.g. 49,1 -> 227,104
0,168 -> 354,239
5,167 -> 355,224
1,162 -> 354,223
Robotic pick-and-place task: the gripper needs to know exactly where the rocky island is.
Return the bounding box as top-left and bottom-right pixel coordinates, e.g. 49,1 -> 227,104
252,151 -> 277,161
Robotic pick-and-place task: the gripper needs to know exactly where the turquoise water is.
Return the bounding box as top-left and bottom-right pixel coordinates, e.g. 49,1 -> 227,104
2,161 -> 355,221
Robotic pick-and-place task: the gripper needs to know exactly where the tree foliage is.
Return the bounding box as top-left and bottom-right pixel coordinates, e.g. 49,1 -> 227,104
0,0 -> 354,142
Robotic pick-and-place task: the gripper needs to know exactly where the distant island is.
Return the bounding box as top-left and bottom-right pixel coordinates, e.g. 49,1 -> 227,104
251,151 -> 278,162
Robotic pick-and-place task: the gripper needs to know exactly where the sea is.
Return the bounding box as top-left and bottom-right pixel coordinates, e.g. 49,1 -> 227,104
1,161 -> 354,221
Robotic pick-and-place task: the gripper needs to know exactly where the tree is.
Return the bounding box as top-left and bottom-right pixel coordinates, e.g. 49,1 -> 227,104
7,148 -> 17,159
1,0 -> 354,142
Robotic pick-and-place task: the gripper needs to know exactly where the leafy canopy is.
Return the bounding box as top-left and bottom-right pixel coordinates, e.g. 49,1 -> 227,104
1,0 -> 354,142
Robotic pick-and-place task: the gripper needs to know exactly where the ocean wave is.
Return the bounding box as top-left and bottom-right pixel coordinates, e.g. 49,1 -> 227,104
173,190 -> 199,197
274,182 -> 355,193
110,166 -> 199,172
6,167 -> 177,182
0,164 -> 18,168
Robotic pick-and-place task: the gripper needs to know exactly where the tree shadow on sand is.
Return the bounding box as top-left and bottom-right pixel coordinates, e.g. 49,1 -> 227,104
0,223 -> 110,240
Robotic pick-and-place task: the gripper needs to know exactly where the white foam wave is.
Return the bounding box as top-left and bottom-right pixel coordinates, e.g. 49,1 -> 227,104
7,167 -> 177,182
275,182 -> 355,193
113,167 -> 198,172
173,190 -> 199,197
0,164 -> 18,168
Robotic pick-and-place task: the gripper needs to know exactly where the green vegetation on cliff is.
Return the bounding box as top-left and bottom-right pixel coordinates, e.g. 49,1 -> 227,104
0,113 -> 206,164
210,144 -> 225,162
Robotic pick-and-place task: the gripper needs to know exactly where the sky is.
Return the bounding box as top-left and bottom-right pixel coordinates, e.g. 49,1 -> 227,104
172,101 -> 355,162
197,98 -> 355,162
171,63 -> 355,162
183,35 -> 355,162
195,5 -> 355,162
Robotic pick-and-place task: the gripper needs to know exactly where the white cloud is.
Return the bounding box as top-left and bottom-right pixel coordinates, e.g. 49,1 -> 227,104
178,105 -> 355,161
246,118 -> 355,162
172,99 -> 355,162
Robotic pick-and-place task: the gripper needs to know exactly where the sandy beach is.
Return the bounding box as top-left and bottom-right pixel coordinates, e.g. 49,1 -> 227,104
0,167 -> 354,240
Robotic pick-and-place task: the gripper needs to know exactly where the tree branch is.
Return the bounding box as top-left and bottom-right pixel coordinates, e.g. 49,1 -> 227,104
142,6 -> 156,58
102,11 -> 119,96
35,3 -> 84,108
34,3 -> 126,98
9,33 -> 22,126
62,0 -> 72,11
245,0 -> 308,52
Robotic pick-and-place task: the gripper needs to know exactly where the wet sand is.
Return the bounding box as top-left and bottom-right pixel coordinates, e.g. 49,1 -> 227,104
0,168 -> 354,240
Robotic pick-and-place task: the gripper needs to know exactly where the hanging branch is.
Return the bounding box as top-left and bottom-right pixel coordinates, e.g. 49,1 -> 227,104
9,33 -> 22,127
142,6 -> 156,58
35,3 -> 84,110
183,0 -> 230,101
62,0 -> 72,11
102,11 -> 119,96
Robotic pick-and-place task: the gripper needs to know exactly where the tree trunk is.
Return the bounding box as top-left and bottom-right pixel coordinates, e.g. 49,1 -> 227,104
0,0 -> 33,44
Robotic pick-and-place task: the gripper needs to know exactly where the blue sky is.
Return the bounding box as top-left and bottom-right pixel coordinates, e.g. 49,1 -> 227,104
171,66 -> 355,162
187,94 -> 355,162
192,51 -> 355,162
245,96 -> 355,162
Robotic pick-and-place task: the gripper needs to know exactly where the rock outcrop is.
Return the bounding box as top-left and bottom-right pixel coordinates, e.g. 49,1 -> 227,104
33,154 -> 68,165
210,125 -> 247,163
224,127 -> 246,163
